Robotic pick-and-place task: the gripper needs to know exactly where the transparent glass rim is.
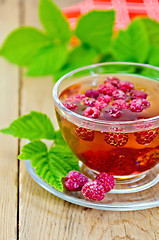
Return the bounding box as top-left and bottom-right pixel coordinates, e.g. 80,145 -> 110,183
53,62 -> 159,129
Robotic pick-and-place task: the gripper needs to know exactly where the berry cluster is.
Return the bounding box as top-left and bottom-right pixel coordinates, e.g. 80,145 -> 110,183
64,171 -> 116,201
62,77 -> 150,119
82,147 -> 159,175
75,125 -> 158,147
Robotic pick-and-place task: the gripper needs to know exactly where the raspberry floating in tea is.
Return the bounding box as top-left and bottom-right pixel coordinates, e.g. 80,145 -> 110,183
75,127 -> 95,141
62,76 -> 151,121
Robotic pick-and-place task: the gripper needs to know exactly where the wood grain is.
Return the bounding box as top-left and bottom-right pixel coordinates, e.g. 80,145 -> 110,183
1,0 -> 159,239
18,1 -> 159,240
19,1 -> 159,240
0,0 -> 19,239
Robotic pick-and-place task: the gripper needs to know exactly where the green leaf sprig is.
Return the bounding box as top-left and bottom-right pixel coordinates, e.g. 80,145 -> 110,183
0,0 -> 159,80
0,111 -> 80,191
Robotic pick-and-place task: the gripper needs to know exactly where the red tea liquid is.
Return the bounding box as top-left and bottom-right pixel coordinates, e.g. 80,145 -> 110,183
56,74 -> 159,177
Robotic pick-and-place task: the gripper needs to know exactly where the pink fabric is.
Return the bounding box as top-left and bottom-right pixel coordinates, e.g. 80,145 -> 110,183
64,0 -> 159,29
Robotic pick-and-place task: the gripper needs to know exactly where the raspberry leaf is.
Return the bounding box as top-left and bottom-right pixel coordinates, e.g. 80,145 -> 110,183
0,27 -> 50,66
26,44 -> 68,76
54,44 -> 97,80
76,10 -> 115,54
18,140 -> 48,160
148,46 -> 159,67
112,18 -> 149,62
54,130 -> 66,145
68,45 -> 97,67
142,18 -> 159,48
39,0 -> 71,43
0,111 -> 55,140
18,140 -> 80,191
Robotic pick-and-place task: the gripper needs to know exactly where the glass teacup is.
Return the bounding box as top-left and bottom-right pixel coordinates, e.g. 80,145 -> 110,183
53,62 -> 159,192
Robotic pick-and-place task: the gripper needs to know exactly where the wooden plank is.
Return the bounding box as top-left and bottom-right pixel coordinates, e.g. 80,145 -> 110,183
0,0 -> 19,239
55,0 -> 82,8
19,0 -> 159,240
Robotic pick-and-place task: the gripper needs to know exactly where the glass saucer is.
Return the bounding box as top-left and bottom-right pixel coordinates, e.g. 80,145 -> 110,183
25,160 -> 159,211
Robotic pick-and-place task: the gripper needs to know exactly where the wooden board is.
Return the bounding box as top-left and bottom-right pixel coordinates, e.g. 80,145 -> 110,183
1,0 -> 159,239
0,0 -> 19,239
18,1 -> 159,240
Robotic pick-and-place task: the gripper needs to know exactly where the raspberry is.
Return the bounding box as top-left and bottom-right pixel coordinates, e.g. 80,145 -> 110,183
112,99 -> 129,110
65,96 -> 75,103
96,172 -> 116,193
109,148 -> 136,175
94,100 -> 108,110
85,89 -> 99,99
81,150 -> 113,173
112,90 -> 126,100
135,148 -> 159,172
131,90 -> 147,99
83,97 -> 96,107
106,106 -> 121,118
98,83 -> 116,95
119,81 -> 134,92
104,132 -> 128,147
75,127 -> 95,141
97,95 -> 112,104
129,99 -> 150,112
64,171 -> 88,191
74,93 -> 85,100
82,180 -> 105,201
134,128 -> 158,145
105,77 -> 120,87
83,107 -> 100,118
66,94 -> 85,104
141,99 -> 150,108
63,102 -> 77,110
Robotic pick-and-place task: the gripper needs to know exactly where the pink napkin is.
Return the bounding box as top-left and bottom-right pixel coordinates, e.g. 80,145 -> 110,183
64,0 -> 159,30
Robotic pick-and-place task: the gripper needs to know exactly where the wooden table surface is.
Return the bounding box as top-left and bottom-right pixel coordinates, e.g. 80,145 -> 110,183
1,0 -> 159,239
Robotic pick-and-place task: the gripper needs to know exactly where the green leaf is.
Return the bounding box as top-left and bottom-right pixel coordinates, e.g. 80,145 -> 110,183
68,44 -> 97,68
18,139 -> 80,191
0,27 -> 50,66
39,0 -> 71,43
112,18 -> 149,62
0,111 -> 55,140
148,46 -> 159,67
26,44 -> 68,76
54,44 -> 97,80
18,140 -> 47,160
76,10 -> 115,53
142,18 -> 159,47
54,130 -> 66,145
